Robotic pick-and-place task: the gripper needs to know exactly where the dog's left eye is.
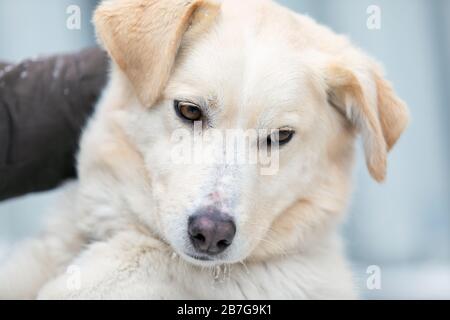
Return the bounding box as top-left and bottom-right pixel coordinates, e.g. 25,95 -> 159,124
175,100 -> 203,122
267,128 -> 295,147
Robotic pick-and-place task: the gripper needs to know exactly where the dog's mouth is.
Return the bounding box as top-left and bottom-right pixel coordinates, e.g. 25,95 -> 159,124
186,253 -> 213,261
179,251 -> 228,266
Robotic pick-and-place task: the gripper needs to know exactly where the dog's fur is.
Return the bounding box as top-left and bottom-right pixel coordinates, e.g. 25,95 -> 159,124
0,0 -> 408,299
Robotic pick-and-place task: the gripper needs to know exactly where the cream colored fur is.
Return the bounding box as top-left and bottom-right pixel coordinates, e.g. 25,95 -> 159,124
0,0 -> 408,299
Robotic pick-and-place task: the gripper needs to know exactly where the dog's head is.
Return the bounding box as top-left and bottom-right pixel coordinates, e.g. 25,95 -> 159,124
89,0 -> 409,266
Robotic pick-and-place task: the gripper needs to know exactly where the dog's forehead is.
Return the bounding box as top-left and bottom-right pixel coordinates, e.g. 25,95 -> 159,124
168,0 -> 322,127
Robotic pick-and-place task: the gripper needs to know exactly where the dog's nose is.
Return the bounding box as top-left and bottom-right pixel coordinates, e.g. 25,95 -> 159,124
188,212 -> 236,255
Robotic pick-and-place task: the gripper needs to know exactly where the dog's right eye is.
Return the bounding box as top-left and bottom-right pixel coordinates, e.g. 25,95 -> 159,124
175,100 -> 203,122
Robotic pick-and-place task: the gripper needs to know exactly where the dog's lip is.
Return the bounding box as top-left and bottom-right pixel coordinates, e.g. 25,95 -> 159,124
186,253 -> 214,261
179,250 -> 235,267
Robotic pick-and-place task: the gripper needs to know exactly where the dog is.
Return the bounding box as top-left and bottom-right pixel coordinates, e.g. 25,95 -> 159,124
0,0 -> 408,299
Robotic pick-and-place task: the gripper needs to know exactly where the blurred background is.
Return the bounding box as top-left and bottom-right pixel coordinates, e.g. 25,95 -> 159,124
0,0 -> 449,299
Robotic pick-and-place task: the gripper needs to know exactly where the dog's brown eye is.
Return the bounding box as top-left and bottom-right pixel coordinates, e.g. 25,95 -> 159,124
267,128 -> 295,146
175,101 -> 203,122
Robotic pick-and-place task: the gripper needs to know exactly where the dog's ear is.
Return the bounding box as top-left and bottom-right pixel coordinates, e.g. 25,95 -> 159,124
94,0 -> 220,107
325,55 -> 409,182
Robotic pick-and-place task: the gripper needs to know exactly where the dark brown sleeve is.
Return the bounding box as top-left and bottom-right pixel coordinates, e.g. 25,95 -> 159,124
0,47 -> 109,201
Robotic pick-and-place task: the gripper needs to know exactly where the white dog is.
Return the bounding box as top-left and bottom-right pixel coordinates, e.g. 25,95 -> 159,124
0,0 -> 408,299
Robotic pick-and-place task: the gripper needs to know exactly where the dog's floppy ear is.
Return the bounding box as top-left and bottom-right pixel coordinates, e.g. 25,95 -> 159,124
325,55 -> 409,182
94,0 -> 220,107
